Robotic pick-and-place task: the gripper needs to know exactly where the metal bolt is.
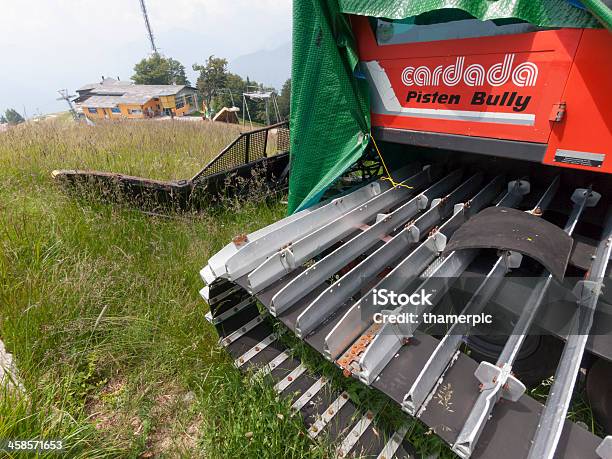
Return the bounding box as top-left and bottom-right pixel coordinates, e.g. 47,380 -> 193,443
342,393 -> 348,399
287,376 -> 293,382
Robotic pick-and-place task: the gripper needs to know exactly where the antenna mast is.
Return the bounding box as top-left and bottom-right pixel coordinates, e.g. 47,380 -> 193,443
139,0 -> 158,54
57,89 -> 94,125
56,90 -> 79,121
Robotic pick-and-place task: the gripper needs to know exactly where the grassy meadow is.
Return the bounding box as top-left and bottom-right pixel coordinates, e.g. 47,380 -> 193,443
0,118 -> 320,458
0,118 -> 601,458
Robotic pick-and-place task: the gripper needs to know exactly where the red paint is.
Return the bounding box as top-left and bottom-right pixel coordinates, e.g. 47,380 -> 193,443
351,15 -> 610,173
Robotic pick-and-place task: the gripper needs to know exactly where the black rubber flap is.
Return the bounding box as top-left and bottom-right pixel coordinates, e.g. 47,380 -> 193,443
445,207 -> 573,280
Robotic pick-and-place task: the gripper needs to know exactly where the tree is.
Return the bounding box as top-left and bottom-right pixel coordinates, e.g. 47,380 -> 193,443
0,114 -> 6,124
132,54 -> 189,85
193,56 -> 228,110
4,108 -> 24,125
277,78 -> 291,120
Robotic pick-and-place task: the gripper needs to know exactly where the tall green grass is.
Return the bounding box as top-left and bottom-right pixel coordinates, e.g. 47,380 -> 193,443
0,119 -> 327,457
0,119 -> 242,181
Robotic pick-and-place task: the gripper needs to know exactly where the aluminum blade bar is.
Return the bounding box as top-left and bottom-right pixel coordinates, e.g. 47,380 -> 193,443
253,351 -> 290,379
247,168 -> 439,293
529,176 -> 560,215
336,411 -> 377,458
403,255 -> 508,415
499,186 -> 592,365
210,297 -> 256,325
204,188 -> 334,282
597,436 -> 612,459
291,376 -> 328,411
268,169 -> 457,315
377,424 -> 411,459
235,332 -> 278,368
274,363 -> 307,392
219,314 -> 266,347
324,235 -> 442,361
358,179 -> 533,385
215,167 -> 419,282
212,164 -> 422,282
358,248 -> 478,385
200,284 -> 241,305
452,189 -> 590,458
295,173 -> 482,337
403,178 -> 557,415
308,392 -> 351,438
528,208 -> 611,459
324,176 -> 505,361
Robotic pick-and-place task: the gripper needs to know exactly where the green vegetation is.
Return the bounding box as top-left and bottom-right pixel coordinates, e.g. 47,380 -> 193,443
0,118 -> 598,458
1,108 -> 25,125
0,119 -> 241,181
0,119 -> 324,457
193,56 -> 290,124
132,54 -> 190,86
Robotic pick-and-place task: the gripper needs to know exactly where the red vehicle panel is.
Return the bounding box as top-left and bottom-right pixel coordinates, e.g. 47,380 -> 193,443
544,29 -> 611,173
352,15 -> 610,173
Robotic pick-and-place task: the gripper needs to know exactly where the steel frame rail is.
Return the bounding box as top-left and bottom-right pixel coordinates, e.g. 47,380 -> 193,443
528,206 -> 611,459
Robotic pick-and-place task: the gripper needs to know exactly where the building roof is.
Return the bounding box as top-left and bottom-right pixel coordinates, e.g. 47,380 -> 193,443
76,78 -> 197,108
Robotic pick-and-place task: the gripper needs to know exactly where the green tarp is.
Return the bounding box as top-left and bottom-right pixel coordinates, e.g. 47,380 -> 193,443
339,0 -> 600,28
287,0 -> 602,213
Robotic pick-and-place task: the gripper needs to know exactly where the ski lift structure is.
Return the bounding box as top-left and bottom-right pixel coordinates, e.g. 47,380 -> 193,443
242,86 -> 281,129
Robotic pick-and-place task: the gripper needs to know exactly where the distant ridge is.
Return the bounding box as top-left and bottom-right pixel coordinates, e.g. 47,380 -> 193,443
229,42 -> 291,91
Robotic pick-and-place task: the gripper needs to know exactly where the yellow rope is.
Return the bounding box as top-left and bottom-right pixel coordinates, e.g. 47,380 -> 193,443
370,132 -> 413,189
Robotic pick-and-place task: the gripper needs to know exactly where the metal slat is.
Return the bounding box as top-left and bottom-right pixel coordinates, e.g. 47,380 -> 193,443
528,207 -> 611,459
268,169 -> 461,316
209,297 -> 256,325
294,172 -> 483,338
247,168 -> 439,293
324,176 -> 505,363
219,314 -> 266,347
274,363 -> 307,392
253,350 -> 290,379
336,411 -> 377,458
403,178 -> 560,416
206,169 -> 423,284
200,284 -> 241,305
234,332 -> 278,368
452,187 -> 595,458
358,248 -> 478,385
377,425 -> 411,459
356,180 -> 531,385
291,376 -> 328,411
308,392 -> 351,438
597,436 -> 612,459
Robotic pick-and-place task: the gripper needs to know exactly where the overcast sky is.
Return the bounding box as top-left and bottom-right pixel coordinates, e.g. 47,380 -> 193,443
0,0 -> 292,117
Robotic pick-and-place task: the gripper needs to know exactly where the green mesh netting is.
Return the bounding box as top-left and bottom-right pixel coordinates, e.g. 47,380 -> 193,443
338,0 -> 600,27
287,0 -> 603,213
